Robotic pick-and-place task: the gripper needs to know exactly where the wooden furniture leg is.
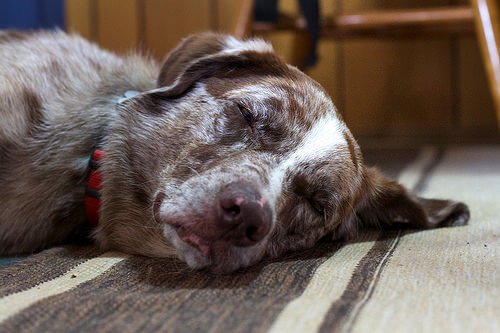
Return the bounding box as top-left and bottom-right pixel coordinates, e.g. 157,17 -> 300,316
472,0 -> 500,127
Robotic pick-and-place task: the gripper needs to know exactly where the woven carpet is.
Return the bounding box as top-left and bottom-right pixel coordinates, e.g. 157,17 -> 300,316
0,145 -> 498,333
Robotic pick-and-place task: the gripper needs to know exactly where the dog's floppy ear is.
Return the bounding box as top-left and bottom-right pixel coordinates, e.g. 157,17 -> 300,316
353,167 -> 470,230
157,32 -> 228,88
153,32 -> 278,98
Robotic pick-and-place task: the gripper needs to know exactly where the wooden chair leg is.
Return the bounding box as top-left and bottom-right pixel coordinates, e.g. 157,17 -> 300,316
472,0 -> 500,128
234,0 -> 254,39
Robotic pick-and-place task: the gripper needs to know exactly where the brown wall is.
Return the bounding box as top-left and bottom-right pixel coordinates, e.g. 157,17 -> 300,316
65,0 -> 498,141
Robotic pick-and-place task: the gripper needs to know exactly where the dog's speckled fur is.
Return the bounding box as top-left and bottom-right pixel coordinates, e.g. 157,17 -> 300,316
0,30 -> 469,273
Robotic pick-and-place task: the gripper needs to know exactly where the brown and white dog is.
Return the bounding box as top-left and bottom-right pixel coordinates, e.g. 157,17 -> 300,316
0,30 -> 469,273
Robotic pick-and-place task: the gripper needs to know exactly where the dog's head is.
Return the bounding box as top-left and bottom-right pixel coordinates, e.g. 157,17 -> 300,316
98,33 -> 469,273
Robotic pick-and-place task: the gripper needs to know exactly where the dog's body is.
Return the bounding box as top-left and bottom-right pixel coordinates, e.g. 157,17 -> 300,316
0,30 -> 469,273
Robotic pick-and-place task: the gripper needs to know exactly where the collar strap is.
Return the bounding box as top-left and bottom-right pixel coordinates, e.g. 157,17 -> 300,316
84,90 -> 139,226
85,148 -> 105,227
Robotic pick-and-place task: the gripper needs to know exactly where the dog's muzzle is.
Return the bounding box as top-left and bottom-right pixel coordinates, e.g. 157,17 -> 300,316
154,181 -> 273,257
216,181 -> 272,246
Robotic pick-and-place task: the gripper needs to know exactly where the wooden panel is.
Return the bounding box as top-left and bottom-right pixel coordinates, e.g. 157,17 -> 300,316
306,40 -> 345,113
342,0 -> 454,137
344,39 -> 453,136
458,37 -> 496,132
95,0 -> 140,53
278,0 -> 298,14
302,1 -> 344,112
217,0 -> 246,34
144,0 -> 211,60
65,0 -> 94,40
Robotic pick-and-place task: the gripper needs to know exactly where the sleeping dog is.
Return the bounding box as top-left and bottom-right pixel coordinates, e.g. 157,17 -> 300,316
0,31 -> 469,273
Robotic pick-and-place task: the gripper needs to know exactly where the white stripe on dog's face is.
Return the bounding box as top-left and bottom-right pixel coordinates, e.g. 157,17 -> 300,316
267,113 -> 347,207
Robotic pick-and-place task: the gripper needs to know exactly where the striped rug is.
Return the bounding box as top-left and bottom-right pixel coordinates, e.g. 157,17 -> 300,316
0,145 -> 498,333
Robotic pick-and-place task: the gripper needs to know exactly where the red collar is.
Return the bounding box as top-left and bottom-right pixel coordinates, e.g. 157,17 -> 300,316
85,148 -> 105,227
84,90 -> 140,226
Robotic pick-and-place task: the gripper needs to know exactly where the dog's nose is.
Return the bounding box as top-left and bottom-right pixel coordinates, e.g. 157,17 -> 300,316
217,182 -> 272,247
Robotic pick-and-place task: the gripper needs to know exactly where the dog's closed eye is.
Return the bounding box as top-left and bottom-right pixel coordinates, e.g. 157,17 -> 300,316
237,103 -> 254,129
307,198 -> 324,215
293,175 -> 328,219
